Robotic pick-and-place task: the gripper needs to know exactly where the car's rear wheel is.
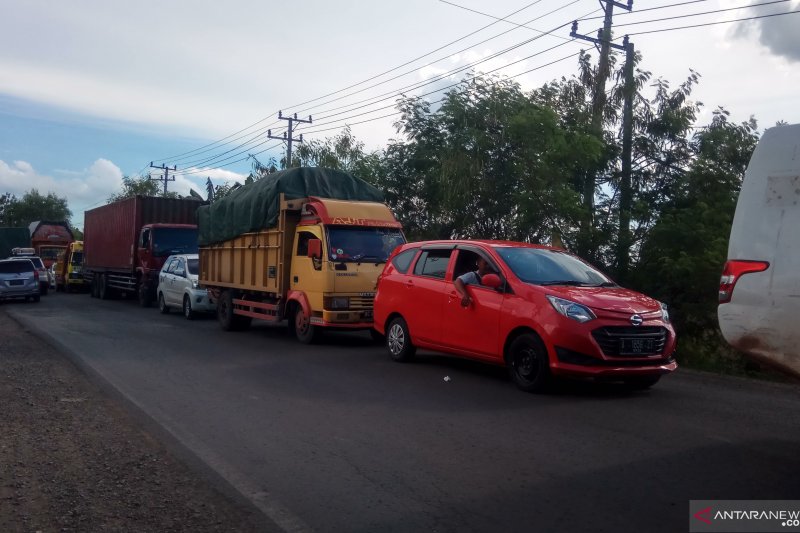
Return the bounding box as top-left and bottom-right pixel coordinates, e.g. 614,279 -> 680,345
386,317 -> 415,362
507,333 -> 551,393
183,295 -> 194,320
158,293 -> 169,314
622,375 -> 661,390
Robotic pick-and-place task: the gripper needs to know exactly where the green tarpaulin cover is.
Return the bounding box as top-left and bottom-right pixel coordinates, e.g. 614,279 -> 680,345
197,167 -> 383,245
0,227 -> 31,258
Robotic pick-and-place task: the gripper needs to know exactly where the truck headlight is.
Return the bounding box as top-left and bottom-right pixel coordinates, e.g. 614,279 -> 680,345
326,297 -> 350,310
546,295 -> 596,323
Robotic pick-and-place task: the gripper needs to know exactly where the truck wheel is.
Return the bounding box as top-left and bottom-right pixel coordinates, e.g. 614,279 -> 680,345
183,295 -> 194,320
99,274 -> 112,300
138,284 -> 152,308
292,305 -> 319,344
216,291 -> 248,331
158,293 -> 170,314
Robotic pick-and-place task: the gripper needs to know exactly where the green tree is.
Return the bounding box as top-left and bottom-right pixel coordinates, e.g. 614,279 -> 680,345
293,126 -> 383,184
108,175 -> 179,202
2,189 -> 72,227
632,110 -> 759,368
381,75 -> 599,242
0,192 -> 18,226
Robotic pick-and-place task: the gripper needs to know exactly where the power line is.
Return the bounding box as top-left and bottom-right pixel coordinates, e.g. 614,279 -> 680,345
151,1 -> 601,170
581,0 -> 713,20
165,8 -> 596,172
614,0 -> 790,28
150,0 -> 548,165
627,7 -> 800,35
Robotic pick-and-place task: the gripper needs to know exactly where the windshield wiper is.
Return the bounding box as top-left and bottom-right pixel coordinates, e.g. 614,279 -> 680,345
539,280 -> 593,286
355,255 -> 385,266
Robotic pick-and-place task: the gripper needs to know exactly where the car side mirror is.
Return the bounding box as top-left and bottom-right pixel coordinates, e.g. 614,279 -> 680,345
482,273 -> 502,290
307,238 -> 322,260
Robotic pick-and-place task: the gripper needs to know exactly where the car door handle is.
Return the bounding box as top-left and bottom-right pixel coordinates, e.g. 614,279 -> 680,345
405,280 -> 414,289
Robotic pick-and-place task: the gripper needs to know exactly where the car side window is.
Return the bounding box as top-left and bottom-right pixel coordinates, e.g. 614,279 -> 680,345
165,259 -> 178,273
413,249 -> 452,279
174,259 -> 186,277
392,249 -> 417,274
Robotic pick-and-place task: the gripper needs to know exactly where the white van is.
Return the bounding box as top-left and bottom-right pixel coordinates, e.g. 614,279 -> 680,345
718,123 -> 800,376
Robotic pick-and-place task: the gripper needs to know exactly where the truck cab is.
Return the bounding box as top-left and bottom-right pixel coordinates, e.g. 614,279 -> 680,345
290,198 -> 405,334
55,241 -> 86,292
136,223 -> 199,304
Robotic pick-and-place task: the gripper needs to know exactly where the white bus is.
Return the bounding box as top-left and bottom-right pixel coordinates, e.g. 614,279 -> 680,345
718,123 -> 800,376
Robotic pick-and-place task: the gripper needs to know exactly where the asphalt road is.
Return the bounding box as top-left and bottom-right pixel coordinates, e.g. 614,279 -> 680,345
6,292 -> 800,533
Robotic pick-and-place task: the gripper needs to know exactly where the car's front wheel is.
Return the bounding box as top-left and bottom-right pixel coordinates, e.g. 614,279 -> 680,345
386,317 -> 415,362
183,295 -> 194,320
507,333 -> 551,393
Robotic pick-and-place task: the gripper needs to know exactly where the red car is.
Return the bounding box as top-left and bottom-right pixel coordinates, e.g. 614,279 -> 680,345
373,240 -> 677,392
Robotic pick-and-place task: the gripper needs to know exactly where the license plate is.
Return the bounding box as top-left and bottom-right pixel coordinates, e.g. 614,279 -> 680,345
8,280 -> 23,286
620,338 -> 654,355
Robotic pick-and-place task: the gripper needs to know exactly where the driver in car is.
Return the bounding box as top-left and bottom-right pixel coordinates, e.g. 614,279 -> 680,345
454,257 -> 494,307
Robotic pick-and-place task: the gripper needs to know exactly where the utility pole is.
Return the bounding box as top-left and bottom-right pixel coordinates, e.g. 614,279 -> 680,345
570,0 -> 633,258
617,36 -> 635,281
149,162 -> 176,196
267,111 -> 312,168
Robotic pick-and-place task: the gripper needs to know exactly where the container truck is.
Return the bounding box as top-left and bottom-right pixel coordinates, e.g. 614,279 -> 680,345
54,240 -> 86,292
28,220 -> 73,268
198,167 -> 405,343
0,227 -> 30,258
83,196 -> 202,305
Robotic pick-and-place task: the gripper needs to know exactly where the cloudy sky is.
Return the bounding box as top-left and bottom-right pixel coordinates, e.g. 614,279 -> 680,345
1,0 -> 798,229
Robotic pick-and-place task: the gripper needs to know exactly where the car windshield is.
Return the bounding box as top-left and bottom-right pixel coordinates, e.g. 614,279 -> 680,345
71,252 -> 84,265
187,258 -> 199,275
0,261 -> 33,274
152,228 -> 199,257
28,258 -> 45,269
327,227 -> 405,263
496,247 -> 614,286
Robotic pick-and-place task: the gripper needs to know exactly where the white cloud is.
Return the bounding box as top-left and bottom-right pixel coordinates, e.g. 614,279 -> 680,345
0,158 -> 124,223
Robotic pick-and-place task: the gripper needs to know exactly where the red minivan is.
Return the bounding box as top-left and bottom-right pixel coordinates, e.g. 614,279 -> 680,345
373,240 -> 677,392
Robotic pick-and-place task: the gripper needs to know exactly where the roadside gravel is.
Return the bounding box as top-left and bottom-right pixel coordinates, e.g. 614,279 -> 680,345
0,306 -> 270,532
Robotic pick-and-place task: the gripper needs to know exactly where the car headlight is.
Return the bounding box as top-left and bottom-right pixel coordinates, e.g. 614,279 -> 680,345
192,279 -> 199,289
659,301 -> 670,323
546,295 -> 596,323
326,296 -> 350,310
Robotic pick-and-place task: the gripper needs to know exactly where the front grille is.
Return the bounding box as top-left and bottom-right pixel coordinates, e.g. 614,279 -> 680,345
556,347 -> 674,367
349,295 -> 374,310
591,326 -> 668,357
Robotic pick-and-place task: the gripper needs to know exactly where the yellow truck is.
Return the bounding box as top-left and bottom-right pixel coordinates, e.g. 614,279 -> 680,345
54,240 -> 86,292
198,167 -> 405,343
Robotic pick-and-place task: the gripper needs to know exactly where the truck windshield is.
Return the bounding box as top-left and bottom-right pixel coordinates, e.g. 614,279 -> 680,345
152,228 -> 199,257
39,247 -> 63,263
327,227 -> 405,263
70,252 -> 84,265
495,247 -> 614,287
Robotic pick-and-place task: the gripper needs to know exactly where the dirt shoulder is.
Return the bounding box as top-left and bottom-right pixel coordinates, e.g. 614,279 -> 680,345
0,307 -> 271,532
